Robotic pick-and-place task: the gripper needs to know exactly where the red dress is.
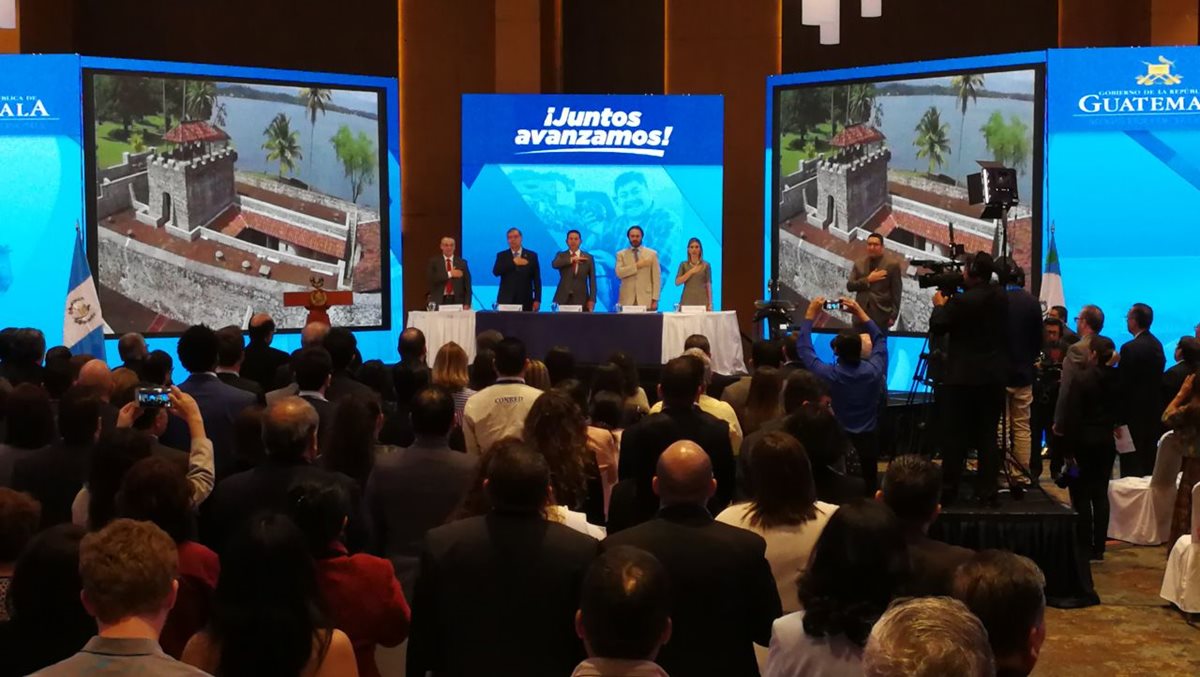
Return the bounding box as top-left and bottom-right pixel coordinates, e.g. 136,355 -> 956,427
161,540 -> 221,658
315,541 -> 411,677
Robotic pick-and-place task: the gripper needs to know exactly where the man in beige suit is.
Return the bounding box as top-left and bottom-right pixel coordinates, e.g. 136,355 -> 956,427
615,225 -> 660,311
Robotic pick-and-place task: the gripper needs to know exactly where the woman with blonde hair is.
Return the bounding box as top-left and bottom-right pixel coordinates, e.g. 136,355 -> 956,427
431,342 -> 475,424
524,359 -> 551,391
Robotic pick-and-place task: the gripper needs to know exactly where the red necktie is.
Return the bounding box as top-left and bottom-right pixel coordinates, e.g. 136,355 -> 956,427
444,258 -> 453,296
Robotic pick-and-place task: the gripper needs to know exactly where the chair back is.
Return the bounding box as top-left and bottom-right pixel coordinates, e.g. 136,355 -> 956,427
1150,431 -> 1185,488
1192,481 -> 1200,542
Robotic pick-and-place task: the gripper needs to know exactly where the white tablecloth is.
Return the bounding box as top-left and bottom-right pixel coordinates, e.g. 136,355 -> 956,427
407,310 -> 747,374
662,311 -> 746,375
407,310 -> 477,361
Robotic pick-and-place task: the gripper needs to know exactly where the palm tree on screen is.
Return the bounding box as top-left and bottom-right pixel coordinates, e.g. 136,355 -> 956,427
300,88 -> 332,176
262,113 -> 303,178
914,106 -> 951,176
952,73 -> 986,163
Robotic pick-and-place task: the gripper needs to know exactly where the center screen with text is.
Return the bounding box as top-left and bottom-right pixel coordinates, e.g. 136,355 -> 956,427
461,94 -> 724,312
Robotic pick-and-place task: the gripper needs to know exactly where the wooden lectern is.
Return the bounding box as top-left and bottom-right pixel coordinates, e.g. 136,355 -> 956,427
284,277 -> 352,326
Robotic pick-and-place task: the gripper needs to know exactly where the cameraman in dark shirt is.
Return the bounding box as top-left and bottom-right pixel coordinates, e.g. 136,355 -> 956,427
929,252 -> 1009,506
1032,317 -> 1069,480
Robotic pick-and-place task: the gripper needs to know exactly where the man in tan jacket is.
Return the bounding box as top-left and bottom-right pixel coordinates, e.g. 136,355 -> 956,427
615,226 -> 661,311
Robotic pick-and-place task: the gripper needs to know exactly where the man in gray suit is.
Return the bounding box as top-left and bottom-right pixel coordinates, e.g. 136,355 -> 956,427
1053,304 -> 1103,434
551,229 -> 597,311
847,233 -> 902,329
427,236 -> 472,309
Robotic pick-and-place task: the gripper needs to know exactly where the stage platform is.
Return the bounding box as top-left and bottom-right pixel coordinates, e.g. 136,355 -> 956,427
930,486 -> 1099,609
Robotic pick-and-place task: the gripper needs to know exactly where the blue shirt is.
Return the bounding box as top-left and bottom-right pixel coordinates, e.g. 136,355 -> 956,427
795,319 -> 887,433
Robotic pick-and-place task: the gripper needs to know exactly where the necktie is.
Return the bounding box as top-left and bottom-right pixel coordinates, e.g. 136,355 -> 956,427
633,248 -> 640,262
444,258 -> 453,296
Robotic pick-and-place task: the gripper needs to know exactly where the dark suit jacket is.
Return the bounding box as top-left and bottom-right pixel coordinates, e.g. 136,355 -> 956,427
428,255 -> 472,306
812,465 -> 867,505
366,438 -> 480,596
929,283 -> 1008,386
161,373 -> 256,478
847,254 -> 903,327
216,371 -> 266,406
300,394 -> 335,444
493,249 -> 541,309
327,369 -> 376,404
406,512 -> 599,677
391,360 -> 431,403
616,406 -> 735,529
1005,288 -> 1045,387
10,441 -> 91,528
907,532 -> 974,596
241,341 -> 290,393
201,457 -> 370,554
551,250 -> 596,306
603,503 -> 782,677
1163,361 -> 1194,411
1119,331 -> 1166,441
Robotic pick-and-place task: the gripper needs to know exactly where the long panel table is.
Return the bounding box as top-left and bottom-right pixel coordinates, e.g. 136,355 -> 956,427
406,310 -> 746,374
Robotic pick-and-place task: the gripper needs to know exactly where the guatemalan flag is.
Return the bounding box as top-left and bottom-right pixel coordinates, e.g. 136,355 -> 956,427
63,226 -> 107,360
1038,222 -> 1065,316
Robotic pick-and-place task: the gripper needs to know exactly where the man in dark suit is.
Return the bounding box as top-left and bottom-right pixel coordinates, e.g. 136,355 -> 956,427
428,236 -> 472,309
1000,262 -> 1045,481
213,326 -> 266,405
603,441 -> 781,677
322,327 -> 375,404
391,327 -> 430,401
1163,336 -> 1199,411
160,325 -> 256,479
201,396 -> 369,554
240,313 -> 291,393
293,346 -> 335,437
878,454 -> 973,596
367,386 -> 478,599
612,356 -> 735,533
847,232 -> 903,329
930,253 -> 1008,505
11,386 -> 100,528
1118,303 -> 1167,477
683,334 -> 740,398
407,441 -> 599,677
492,227 -> 541,311
116,332 -> 149,380
551,229 -> 596,311
1054,305 -> 1103,438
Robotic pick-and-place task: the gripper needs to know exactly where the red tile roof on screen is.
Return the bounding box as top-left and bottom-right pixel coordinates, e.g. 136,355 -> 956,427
164,121 -> 230,144
831,124 -> 885,148
240,210 -> 347,259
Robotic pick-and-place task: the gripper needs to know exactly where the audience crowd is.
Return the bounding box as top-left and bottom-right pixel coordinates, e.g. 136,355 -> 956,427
0,290 -> 1195,676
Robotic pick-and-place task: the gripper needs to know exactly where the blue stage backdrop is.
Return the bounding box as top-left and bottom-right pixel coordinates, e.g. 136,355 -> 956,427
1046,47 -> 1200,354
461,94 -> 724,312
1,55 -> 401,382
0,55 -> 86,350
766,52 -> 1047,391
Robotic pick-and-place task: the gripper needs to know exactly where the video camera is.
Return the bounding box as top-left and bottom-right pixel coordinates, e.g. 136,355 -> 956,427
912,257 -> 965,294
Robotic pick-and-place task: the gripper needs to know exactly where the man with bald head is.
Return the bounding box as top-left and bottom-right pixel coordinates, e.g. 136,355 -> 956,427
76,358 -> 114,401
428,236 -> 472,309
201,396 -> 369,553
603,441 -> 781,677
241,312 -> 290,392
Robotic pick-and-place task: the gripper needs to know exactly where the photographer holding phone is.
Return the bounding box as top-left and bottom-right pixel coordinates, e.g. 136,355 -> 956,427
796,296 -> 888,492
115,386 -> 214,510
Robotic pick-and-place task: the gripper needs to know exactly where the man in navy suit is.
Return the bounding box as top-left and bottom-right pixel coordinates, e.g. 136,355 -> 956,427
492,228 -> 541,311
161,325 -> 256,479
1118,303 -> 1166,477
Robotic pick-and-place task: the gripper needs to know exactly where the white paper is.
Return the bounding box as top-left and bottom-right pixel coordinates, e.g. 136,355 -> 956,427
497,304 -> 524,312
619,305 -> 648,314
680,305 -> 708,314
557,305 -> 583,313
1114,425 -> 1136,454
437,305 -> 468,313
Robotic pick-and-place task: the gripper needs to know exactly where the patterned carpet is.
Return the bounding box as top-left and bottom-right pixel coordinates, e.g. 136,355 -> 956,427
1035,540 -> 1199,676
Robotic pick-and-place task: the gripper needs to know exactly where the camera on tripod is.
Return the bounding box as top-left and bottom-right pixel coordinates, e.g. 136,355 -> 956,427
912,256 -> 966,294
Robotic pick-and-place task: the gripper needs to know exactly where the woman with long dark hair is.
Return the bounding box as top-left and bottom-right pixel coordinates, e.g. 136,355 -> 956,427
522,391 -> 605,533
674,237 -> 712,310
288,479 -> 410,677
764,499 -> 909,676
603,353 -> 650,413
181,513 -> 358,677
741,366 -> 784,435
717,432 -> 836,615
468,348 -> 498,392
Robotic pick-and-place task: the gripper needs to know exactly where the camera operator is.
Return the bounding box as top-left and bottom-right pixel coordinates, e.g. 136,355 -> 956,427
929,252 -> 1008,506
998,259 -> 1044,484
1032,318 -> 1068,480
1058,336 -> 1121,561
